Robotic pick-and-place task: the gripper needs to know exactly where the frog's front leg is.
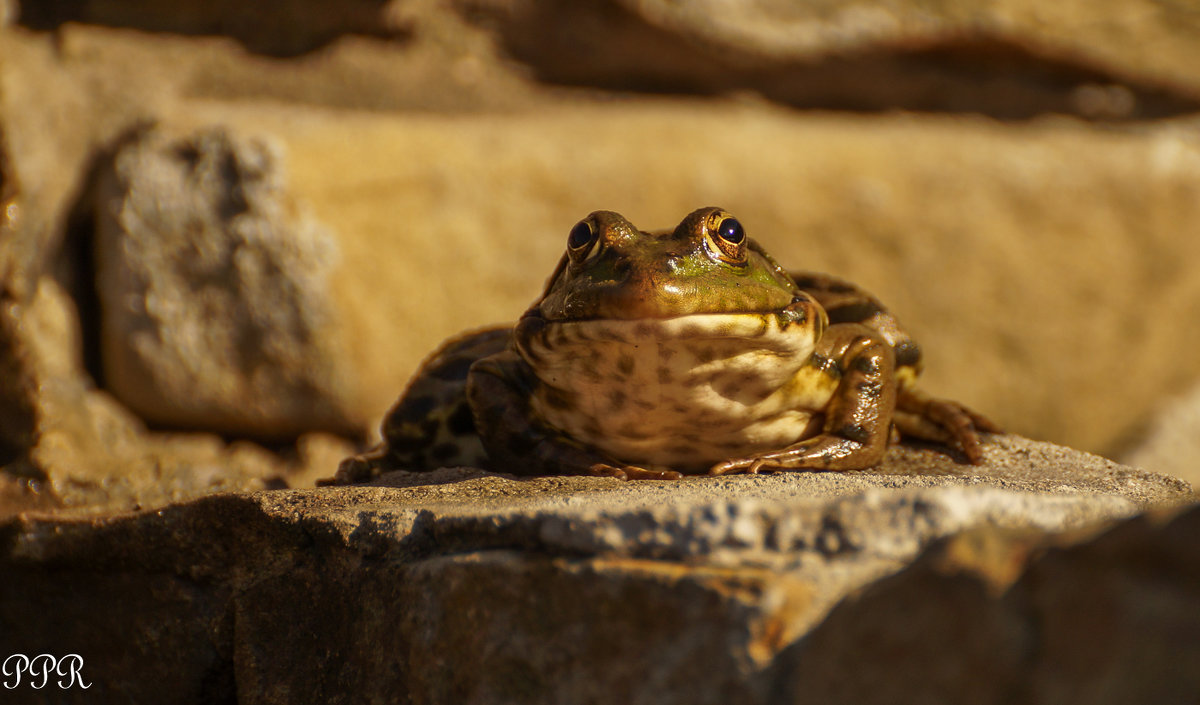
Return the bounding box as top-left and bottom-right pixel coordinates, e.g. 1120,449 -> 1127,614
710,323 -> 897,475
468,350 -> 683,481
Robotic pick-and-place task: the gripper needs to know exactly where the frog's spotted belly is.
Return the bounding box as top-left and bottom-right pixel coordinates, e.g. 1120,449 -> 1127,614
522,312 -> 835,470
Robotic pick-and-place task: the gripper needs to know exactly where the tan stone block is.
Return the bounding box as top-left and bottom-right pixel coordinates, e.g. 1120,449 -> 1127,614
186,101 -> 1200,455
459,0 -> 1200,118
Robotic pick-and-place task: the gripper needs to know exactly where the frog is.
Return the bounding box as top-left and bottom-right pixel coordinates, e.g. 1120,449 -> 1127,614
327,207 -> 997,484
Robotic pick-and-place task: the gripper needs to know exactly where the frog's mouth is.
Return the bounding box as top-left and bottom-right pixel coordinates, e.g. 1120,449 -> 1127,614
534,262 -> 807,321
518,296 -> 820,345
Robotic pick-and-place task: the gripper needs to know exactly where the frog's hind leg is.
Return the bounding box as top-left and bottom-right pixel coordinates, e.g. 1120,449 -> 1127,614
710,324 -> 897,475
893,387 -> 1001,464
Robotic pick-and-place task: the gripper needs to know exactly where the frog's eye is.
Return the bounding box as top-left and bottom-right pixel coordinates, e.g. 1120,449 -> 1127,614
716,217 -> 745,246
705,214 -> 747,263
567,219 -> 598,260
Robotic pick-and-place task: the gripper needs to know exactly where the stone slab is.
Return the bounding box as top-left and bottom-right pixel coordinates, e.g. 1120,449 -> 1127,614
1,435 -> 1192,704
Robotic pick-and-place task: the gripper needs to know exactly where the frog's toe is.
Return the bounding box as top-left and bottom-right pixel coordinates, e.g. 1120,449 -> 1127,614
587,463 -> 629,480
895,410 -> 984,464
707,457 -> 762,476
894,390 -> 997,465
624,466 -> 684,481
587,463 -> 682,481
953,425 -> 985,464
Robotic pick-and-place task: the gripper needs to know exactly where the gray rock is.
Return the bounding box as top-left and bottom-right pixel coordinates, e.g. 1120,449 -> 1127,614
1122,381 -> 1200,490
1,435 -> 1194,704
95,126 -> 357,438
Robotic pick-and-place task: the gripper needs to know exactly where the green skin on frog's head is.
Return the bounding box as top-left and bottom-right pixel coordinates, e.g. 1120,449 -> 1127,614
533,208 -> 814,321
513,207 -> 834,473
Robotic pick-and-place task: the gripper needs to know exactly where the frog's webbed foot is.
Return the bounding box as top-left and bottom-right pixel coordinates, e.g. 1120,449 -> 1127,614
893,387 -> 1001,464
708,434 -> 872,476
588,463 -> 683,481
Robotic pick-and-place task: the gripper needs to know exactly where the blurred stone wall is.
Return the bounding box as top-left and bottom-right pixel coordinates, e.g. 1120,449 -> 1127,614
3,0 -> 1200,514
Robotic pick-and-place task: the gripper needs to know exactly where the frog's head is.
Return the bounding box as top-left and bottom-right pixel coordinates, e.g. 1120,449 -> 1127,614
535,207 -> 802,320
516,209 -> 827,470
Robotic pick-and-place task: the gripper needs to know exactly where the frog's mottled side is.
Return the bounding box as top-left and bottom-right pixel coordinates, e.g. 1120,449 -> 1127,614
330,208 -> 996,483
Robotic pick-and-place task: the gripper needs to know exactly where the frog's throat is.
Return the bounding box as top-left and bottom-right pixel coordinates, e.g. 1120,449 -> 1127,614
516,310 -> 820,368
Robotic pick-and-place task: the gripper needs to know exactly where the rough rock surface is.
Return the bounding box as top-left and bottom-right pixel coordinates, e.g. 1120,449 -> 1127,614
95,126 -> 357,437
459,0 -> 1200,118
17,0 -> 1200,118
772,504 -> 1200,705
18,0 -> 408,57
1,435 -> 1194,704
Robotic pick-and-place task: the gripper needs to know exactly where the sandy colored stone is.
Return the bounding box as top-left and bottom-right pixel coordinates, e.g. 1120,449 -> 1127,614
15,2 -> 1200,119
0,24 -> 520,516
0,436 -> 1192,703
11,279 -> 262,506
95,126 -> 359,437
12,15 -> 533,114
632,0 -> 1200,96
17,0 -> 406,56
0,8 -> 1197,700
168,100 -> 1200,456
0,276 -> 359,518
9,0 -> 1199,133
0,17 -> 527,298
0,30 -> 372,516
4,6 -> 1200,517
458,0 -> 1200,118
0,28 -> 186,301
343,435 -> 1189,523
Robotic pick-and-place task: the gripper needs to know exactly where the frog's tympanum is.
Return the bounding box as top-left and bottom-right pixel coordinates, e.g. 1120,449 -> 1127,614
331,207 -> 997,483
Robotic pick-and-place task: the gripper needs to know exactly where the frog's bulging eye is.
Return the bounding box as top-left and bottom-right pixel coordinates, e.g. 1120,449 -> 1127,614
716,218 -> 745,246
567,220 -> 597,259
705,214 -> 747,263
